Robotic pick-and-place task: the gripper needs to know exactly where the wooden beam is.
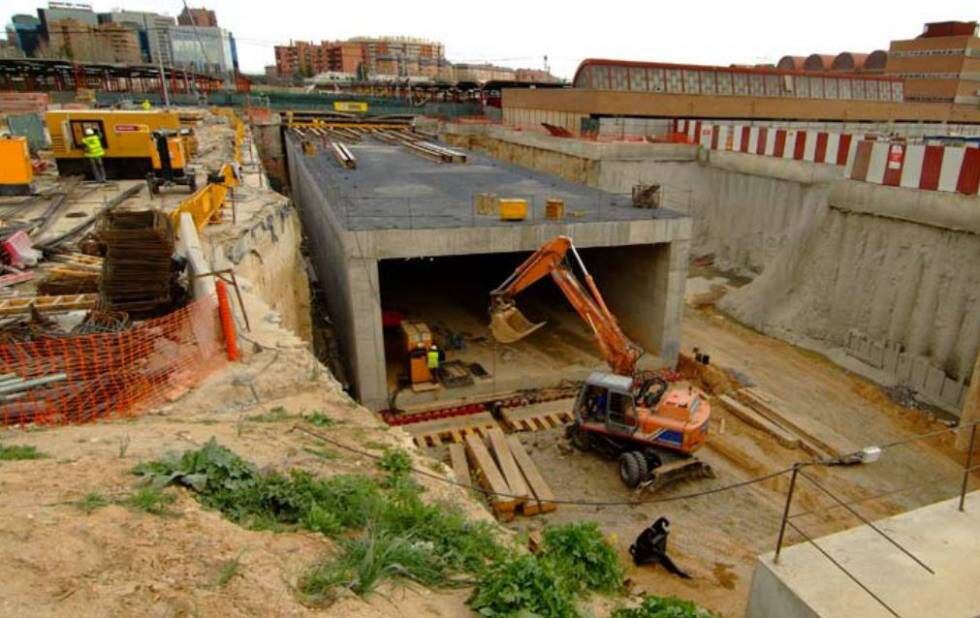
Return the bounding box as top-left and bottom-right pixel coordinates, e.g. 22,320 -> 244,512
507,434 -> 557,514
717,394 -> 800,449
486,428 -> 529,507
464,433 -> 517,519
448,443 -> 471,487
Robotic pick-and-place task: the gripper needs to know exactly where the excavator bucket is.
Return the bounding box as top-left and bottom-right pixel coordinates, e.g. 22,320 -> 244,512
489,304 -> 546,343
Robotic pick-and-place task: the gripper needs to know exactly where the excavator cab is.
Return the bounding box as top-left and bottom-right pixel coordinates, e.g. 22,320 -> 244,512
576,374 -> 638,436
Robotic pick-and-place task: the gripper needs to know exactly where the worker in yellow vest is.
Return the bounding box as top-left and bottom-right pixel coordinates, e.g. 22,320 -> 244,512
82,128 -> 106,183
141,99 -> 152,111
427,344 -> 441,382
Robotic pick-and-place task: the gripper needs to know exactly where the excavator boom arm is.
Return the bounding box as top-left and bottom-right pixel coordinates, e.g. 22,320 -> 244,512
490,236 -> 643,375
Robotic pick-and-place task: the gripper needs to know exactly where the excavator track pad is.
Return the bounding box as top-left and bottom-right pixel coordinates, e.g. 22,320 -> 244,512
489,305 -> 546,344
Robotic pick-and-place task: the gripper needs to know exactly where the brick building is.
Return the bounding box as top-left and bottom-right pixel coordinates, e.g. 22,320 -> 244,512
886,21 -> 980,105
273,36 -> 443,78
177,6 -> 218,27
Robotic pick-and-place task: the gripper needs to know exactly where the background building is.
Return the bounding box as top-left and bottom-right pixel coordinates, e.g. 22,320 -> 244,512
103,10 -> 176,65
177,6 -> 217,28
886,20 -> 980,105
7,14 -> 42,57
274,36 -> 445,79
170,25 -> 237,75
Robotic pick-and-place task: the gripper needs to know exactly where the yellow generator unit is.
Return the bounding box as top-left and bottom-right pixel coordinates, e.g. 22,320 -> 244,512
0,136 -> 35,196
46,110 -> 181,180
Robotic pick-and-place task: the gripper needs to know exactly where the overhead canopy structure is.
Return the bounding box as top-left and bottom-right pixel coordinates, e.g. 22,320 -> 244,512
0,58 -> 224,93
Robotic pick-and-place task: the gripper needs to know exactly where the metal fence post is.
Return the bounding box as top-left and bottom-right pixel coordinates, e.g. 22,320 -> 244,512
960,422 -> 977,512
774,464 -> 801,563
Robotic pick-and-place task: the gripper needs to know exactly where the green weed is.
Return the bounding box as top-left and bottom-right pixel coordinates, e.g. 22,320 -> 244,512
123,485 -> 177,516
303,446 -> 338,460
246,406 -> 293,423
213,556 -> 244,588
611,595 -> 718,618
0,443 -> 46,461
540,522 -> 624,594
468,554 -> 577,618
73,492 -> 111,513
304,411 -> 336,427
300,529 -> 451,603
377,448 -> 411,478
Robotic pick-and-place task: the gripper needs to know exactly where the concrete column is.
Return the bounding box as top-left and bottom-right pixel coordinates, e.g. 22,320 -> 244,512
345,257 -> 388,409
957,351 -> 980,450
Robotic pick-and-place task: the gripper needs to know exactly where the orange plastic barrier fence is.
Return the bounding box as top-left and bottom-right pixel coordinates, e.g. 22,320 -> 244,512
0,297 -> 225,426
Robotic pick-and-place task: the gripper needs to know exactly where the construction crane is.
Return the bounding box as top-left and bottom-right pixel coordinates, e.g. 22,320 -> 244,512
489,235 -> 713,490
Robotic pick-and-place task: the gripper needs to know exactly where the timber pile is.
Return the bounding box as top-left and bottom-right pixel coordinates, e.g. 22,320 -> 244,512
726,387 -> 859,459
97,210 -> 175,314
458,428 -> 557,521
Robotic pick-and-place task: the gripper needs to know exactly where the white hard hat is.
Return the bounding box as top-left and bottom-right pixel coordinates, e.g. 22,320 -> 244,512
84,128 -> 94,135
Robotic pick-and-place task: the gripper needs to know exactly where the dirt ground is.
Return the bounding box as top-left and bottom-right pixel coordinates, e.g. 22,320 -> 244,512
459,299 -> 971,617
0,338 -> 495,618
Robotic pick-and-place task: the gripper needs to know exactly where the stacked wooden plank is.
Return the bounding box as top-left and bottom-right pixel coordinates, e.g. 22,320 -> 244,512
401,411 -> 498,447
0,293 -> 97,316
457,428 -> 557,521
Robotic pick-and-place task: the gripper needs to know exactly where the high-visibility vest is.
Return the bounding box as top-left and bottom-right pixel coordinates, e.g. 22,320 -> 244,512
141,100 -> 151,110
427,350 -> 440,369
82,134 -> 104,158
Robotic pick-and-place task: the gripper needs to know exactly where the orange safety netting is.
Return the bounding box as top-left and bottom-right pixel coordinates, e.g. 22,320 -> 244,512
0,297 -> 225,426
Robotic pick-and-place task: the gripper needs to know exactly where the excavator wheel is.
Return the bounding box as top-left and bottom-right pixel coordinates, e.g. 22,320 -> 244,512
619,451 -> 648,489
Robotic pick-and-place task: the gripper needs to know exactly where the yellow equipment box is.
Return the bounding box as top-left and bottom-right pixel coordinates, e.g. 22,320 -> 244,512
499,198 -> 528,221
0,136 -> 34,196
46,110 -> 181,180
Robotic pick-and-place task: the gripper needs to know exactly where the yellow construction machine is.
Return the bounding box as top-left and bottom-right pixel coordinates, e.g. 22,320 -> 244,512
490,235 -> 713,490
46,110 -> 193,182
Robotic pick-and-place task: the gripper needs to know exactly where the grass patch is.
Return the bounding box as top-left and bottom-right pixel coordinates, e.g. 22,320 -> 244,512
540,522 -> 624,595
469,554 -> 577,618
122,485 -> 177,516
303,446 -> 338,461
213,555 -> 244,588
133,439 -> 502,603
246,406 -> 294,423
300,529 -> 451,602
611,595 -> 718,618
304,411 -> 337,427
0,443 -> 46,461
73,491 -> 111,513
131,440 -> 702,615
362,441 -> 387,451
468,522 -> 624,616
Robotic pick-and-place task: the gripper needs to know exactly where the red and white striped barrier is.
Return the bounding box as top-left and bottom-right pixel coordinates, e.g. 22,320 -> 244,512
673,119 -> 980,195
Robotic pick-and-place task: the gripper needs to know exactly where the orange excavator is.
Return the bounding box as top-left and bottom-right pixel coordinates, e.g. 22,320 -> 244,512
490,236 -> 713,490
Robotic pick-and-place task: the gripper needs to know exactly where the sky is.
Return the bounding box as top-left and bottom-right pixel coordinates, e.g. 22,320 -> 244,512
4,0 -> 978,77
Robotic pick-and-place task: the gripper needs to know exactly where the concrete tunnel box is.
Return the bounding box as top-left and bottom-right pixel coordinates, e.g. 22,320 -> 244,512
285,133 -> 692,409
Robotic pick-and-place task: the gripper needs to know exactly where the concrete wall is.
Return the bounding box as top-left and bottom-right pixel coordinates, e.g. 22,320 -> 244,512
587,242 -> 688,363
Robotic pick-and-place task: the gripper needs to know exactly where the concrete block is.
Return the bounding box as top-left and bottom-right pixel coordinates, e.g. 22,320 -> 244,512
924,366 -> 947,399
940,378 -> 965,409
896,352 -> 914,383
882,344 -> 900,375
866,341 -> 885,369
910,356 -> 931,390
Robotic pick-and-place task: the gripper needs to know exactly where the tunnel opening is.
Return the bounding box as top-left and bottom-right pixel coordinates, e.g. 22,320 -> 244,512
377,244 -> 672,410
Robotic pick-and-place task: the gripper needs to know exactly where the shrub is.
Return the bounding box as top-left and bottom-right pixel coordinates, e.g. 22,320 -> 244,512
611,595 -> 718,618
468,554 -> 578,618
540,522 -> 624,594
